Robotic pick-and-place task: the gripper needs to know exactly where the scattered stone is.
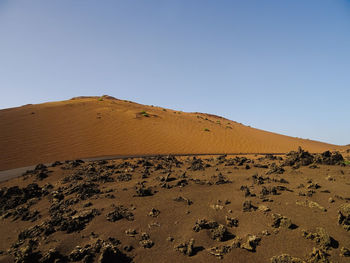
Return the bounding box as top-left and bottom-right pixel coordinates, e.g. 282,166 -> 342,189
340,247 -> 350,257
284,147 -> 314,166
226,216 -> 239,227
270,254 -> 304,263
301,228 -> 333,249
14,244 -> 41,263
98,243 -> 130,263
338,203 -> 350,231
40,248 -> 66,263
166,236 -> 174,242
271,213 -> 293,229
207,245 -> 231,259
174,196 -> 193,205
189,158 -> 205,171
209,224 -> 228,241
258,205 -> 271,212
240,185 -> 253,197
193,219 -> 219,232
148,208 -> 160,217
243,200 -> 257,212
139,233 -> 154,248
328,198 -> 334,203
266,163 -> 285,175
262,230 -> 271,236
60,209 -> 100,233
296,200 -> 327,212
240,235 -> 261,252
125,229 -> 137,237
307,247 -> 330,263
210,204 -> 224,210
215,173 -> 231,184
325,176 -> 335,181
175,238 -> 195,256
307,183 -> 321,189
117,173 -> 132,182
106,206 -> 134,222
134,182 -> 153,197
315,151 -> 344,165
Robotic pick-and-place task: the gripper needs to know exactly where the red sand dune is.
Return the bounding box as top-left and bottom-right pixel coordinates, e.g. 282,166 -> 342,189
0,96 -> 345,170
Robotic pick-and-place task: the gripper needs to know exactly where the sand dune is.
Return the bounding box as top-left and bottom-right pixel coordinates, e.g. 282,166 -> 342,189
0,96 -> 344,170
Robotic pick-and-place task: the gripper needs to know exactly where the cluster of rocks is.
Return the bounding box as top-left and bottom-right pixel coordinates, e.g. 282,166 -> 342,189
139,233 -> 154,248
0,183 -> 44,222
301,227 -> 336,249
193,218 -> 230,241
338,203 -> 350,231
175,238 -> 195,256
284,147 -> 344,167
106,205 -> 134,222
271,213 -> 294,229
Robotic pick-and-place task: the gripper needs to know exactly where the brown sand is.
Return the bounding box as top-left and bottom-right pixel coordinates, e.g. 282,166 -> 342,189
0,96 -> 345,171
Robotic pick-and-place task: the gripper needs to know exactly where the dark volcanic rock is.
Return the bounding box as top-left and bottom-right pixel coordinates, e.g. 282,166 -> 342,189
0,184 -> 43,216
302,227 -> 335,249
271,214 -> 293,229
134,182 -> 153,197
241,235 -> 261,252
139,233 -> 154,248
14,244 -> 41,263
315,151 -> 344,165
242,201 -> 257,212
338,203 -> 350,231
65,182 -> 101,200
59,209 -> 100,233
270,254 -> 304,263
189,157 -> 205,171
98,243 -> 131,263
106,206 -> 134,222
40,248 -> 66,263
175,238 -> 195,256
284,147 -> 314,166
193,219 -> 229,241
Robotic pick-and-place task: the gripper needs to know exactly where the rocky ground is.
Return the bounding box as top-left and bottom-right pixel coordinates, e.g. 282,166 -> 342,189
0,148 -> 349,263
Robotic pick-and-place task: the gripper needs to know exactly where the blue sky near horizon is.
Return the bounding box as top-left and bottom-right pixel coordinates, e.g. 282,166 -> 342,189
0,0 -> 349,145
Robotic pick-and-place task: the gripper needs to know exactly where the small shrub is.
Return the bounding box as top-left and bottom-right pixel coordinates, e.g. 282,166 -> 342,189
163,109 -> 167,112
98,97 -> 103,101
204,128 -> 210,132
343,160 -> 350,166
140,111 -> 150,117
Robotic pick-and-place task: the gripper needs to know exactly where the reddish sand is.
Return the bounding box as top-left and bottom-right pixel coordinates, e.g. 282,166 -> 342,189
0,96 -> 345,170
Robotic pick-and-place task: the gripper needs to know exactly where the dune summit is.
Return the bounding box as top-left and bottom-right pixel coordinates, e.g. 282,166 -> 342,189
0,95 -> 344,170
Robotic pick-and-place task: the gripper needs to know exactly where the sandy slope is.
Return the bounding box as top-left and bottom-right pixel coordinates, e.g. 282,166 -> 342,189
0,96 -> 344,170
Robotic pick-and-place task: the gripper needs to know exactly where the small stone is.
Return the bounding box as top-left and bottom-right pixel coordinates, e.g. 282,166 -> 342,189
242,200 -> 257,212
175,238 -> 195,256
241,235 -> 261,252
258,205 -> 271,212
270,254 -> 304,263
148,208 -> 160,217
166,237 -> 174,242
340,247 -> 350,257
125,229 -> 137,237
226,216 -> 239,227
272,214 -> 293,229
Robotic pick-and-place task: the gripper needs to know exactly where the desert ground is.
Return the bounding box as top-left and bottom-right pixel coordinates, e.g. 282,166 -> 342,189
0,149 -> 349,262
0,97 -> 349,262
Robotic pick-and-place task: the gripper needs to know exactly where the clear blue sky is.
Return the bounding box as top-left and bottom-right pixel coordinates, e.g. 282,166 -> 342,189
0,0 -> 349,145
